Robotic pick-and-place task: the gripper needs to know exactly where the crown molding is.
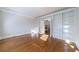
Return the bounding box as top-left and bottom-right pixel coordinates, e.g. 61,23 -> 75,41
0,7 -> 34,19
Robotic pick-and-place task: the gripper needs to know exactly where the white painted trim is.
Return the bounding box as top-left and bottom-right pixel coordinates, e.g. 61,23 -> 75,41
39,8 -> 76,19
0,8 -> 34,19
0,33 -> 30,40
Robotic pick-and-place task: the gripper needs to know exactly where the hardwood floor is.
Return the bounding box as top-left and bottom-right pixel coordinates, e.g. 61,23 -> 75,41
0,34 -> 78,52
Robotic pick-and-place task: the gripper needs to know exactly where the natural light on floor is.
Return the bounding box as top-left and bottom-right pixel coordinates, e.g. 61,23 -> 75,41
40,34 -> 48,41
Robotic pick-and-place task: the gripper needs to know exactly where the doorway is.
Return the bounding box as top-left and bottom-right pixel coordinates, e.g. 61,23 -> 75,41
44,20 -> 50,35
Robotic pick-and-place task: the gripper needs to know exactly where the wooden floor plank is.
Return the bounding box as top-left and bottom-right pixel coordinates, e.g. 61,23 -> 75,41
0,34 -> 78,52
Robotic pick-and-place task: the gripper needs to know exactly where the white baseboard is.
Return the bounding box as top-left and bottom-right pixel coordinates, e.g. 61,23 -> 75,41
0,33 -> 29,40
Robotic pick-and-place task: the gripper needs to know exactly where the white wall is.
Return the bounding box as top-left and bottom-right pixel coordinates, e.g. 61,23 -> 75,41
0,10 -> 38,39
75,8 -> 79,48
0,11 -> 4,38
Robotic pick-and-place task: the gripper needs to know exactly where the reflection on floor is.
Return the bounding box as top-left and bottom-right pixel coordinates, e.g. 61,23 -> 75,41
0,34 -> 78,52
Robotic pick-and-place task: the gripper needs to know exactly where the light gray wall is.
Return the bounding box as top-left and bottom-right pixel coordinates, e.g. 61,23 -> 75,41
75,8 -> 79,48
0,10 -> 38,39
0,11 -> 4,38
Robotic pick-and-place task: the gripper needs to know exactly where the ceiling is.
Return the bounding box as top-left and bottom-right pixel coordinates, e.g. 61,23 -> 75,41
1,7 -> 66,19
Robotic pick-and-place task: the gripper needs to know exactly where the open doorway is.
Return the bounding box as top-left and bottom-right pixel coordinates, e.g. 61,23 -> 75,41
44,20 -> 50,35
39,19 -> 51,41
39,18 -> 51,36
